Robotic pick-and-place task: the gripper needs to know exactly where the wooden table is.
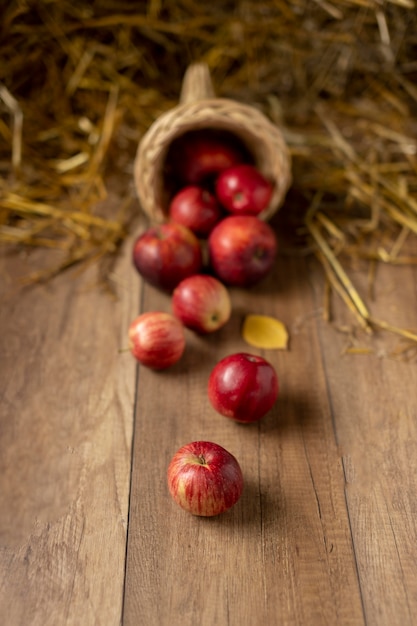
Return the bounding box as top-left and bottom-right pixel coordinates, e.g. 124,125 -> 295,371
1,200 -> 416,626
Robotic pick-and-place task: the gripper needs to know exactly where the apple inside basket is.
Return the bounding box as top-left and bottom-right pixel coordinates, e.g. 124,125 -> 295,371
133,63 -> 292,224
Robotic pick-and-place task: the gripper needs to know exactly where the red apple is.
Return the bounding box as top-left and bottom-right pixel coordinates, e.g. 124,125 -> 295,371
208,215 -> 277,287
172,274 -> 231,334
132,222 -> 203,292
167,441 -> 244,516
128,312 -> 185,369
169,185 -> 222,238
208,352 -> 279,423
215,164 -> 273,216
174,131 -> 245,184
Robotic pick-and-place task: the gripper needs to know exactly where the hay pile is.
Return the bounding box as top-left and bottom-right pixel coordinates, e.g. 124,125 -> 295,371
1,1 -> 416,340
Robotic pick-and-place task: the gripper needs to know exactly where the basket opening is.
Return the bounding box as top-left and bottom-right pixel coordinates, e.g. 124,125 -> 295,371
160,127 -> 257,214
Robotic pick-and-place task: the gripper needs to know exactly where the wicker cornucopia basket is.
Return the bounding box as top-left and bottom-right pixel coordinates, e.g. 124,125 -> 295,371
134,63 -> 292,223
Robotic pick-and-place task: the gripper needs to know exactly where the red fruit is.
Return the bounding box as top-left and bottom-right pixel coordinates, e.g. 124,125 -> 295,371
132,222 -> 202,292
208,352 -> 279,423
215,164 -> 273,216
174,131 -> 244,184
167,441 -> 244,516
128,312 -> 185,370
172,274 -> 231,334
208,215 -> 277,287
169,185 -> 222,237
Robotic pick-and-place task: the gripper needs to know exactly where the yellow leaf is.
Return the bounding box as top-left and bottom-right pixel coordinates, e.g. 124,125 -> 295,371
242,314 -> 289,350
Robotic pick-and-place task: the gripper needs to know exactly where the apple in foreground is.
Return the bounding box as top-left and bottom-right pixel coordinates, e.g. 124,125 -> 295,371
128,312 -> 185,370
132,222 -> 202,292
167,441 -> 244,516
208,215 -> 277,287
172,274 -> 231,334
215,164 -> 273,216
169,185 -> 223,238
208,352 -> 279,423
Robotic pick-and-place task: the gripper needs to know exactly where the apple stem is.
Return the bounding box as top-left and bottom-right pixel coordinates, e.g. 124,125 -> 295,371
198,454 -> 206,465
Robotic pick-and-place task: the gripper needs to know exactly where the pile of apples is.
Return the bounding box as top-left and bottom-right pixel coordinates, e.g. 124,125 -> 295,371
128,130 -> 281,517
133,130 -> 278,293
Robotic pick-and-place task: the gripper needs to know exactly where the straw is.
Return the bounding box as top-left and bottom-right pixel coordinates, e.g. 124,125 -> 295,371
0,1 -> 416,343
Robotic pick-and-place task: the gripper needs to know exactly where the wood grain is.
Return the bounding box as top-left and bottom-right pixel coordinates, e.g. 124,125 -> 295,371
0,199 -> 142,625
1,206 -> 417,626
122,255 -> 365,625
311,259 -> 417,626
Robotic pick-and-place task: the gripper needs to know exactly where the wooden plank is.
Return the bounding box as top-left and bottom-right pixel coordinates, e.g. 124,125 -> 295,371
2,202 -> 416,625
311,259 -> 417,626
122,250 -> 365,625
0,201 -> 141,625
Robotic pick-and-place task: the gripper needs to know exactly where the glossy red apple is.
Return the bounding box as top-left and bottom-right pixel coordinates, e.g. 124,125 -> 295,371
174,131 -> 245,184
208,215 -> 277,287
208,352 -> 279,423
167,441 -> 244,516
169,185 -> 222,237
172,274 -> 231,334
215,164 -> 273,216
128,312 -> 185,369
132,222 -> 203,291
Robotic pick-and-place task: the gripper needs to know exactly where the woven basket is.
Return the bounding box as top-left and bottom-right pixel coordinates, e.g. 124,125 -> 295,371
134,63 -> 292,223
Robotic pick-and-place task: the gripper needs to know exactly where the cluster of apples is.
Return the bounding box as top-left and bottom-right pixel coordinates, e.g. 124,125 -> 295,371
133,130 -> 278,293
128,130 -> 280,517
